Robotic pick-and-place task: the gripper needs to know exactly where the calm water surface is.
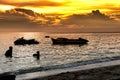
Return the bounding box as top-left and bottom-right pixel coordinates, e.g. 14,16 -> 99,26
0,32 -> 120,74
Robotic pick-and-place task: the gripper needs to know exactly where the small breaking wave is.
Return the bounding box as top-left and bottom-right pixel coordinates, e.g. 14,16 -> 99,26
0,56 -> 120,76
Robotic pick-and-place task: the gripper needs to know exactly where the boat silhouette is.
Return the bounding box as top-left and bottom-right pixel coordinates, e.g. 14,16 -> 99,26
14,37 -> 39,45
51,37 -> 88,45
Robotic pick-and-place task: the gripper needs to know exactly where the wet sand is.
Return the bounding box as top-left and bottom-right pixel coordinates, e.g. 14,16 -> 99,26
31,65 -> 120,80
16,60 -> 120,80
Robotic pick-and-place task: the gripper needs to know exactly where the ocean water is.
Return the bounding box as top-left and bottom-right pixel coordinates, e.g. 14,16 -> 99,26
0,32 -> 120,74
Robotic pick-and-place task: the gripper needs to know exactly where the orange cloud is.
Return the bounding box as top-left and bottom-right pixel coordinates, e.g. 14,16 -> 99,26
0,8 -> 120,32
0,0 -> 64,7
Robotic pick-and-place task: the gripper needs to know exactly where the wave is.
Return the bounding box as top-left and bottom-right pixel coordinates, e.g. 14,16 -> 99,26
0,56 -> 120,76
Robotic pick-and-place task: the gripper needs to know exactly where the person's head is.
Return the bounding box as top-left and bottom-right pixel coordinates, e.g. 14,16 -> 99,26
9,46 -> 13,50
37,51 -> 39,54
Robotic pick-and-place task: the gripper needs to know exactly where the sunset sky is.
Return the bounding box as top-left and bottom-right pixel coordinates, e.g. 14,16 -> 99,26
0,0 -> 120,32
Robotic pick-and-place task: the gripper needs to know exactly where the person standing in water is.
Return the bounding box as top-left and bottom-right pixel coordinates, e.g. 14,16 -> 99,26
33,51 -> 40,60
5,46 -> 13,58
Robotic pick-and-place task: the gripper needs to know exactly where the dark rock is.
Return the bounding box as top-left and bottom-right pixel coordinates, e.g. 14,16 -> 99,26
0,73 -> 16,80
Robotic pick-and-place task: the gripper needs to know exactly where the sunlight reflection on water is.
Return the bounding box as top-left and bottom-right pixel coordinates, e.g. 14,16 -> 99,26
0,32 -> 120,73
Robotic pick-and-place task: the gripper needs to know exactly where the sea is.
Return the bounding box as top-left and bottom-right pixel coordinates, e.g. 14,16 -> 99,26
0,32 -> 120,75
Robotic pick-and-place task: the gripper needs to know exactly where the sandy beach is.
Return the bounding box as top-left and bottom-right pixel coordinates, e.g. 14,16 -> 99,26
16,60 -> 120,80
35,65 -> 120,80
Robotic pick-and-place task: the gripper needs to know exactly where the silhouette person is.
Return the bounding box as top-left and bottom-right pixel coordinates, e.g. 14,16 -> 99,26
5,46 -> 13,58
33,51 -> 40,60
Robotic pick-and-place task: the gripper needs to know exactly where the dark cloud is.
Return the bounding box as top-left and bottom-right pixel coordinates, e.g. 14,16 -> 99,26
14,8 -> 59,25
0,9 -> 41,31
14,8 -> 37,16
89,10 -> 112,20
0,8 -> 53,24
0,8 -> 61,31
115,15 -> 120,18
0,0 -> 63,7
60,10 -> 119,27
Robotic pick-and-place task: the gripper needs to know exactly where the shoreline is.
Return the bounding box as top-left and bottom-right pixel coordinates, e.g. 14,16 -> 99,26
36,64 -> 120,80
16,60 -> 120,80
2,56 -> 119,76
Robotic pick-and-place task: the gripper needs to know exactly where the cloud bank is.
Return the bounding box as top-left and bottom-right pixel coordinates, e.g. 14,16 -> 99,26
0,8 -> 120,32
59,10 -> 120,32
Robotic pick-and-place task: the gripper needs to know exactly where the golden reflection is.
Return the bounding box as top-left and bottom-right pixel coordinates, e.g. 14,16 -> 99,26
18,32 -> 39,39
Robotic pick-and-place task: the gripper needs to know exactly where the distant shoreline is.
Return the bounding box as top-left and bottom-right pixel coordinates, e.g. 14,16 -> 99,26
1,31 -> 120,33
45,32 -> 120,34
